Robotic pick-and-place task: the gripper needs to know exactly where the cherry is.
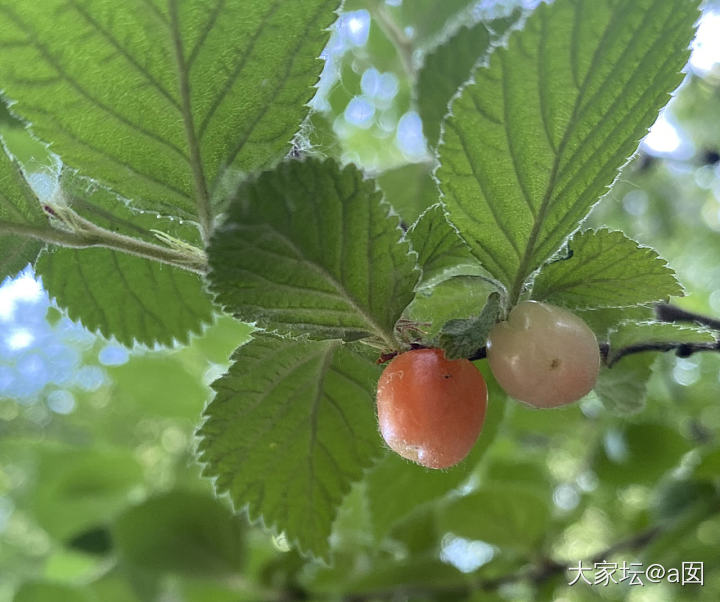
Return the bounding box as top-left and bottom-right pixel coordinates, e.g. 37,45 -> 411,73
376,348 -> 488,469
486,301 -> 600,408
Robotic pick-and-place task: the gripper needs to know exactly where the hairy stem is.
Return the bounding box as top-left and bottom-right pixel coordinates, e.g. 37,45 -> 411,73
368,2 -> 416,83
0,213 -> 207,275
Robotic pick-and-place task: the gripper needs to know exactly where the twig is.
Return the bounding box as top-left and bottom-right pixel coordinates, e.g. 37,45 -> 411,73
1,208 -> 208,275
339,524 -> 667,601
367,2 -> 416,83
462,303 -> 720,366
605,339 -> 720,367
655,302 -> 720,331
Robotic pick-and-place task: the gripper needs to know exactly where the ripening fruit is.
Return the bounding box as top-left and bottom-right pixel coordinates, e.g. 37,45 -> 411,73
486,301 -> 600,408
376,348 -> 488,469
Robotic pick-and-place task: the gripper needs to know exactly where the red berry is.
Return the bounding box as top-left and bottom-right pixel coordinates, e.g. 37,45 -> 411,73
487,301 -> 600,408
376,348 -> 488,469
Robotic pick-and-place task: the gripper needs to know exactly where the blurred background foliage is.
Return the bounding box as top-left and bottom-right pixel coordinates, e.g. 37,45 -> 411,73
1,1 -> 720,601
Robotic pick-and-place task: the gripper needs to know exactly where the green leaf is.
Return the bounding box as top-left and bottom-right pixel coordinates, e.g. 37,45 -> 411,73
694,448 -> 720,481
86,575 -> 141,602
56,169 -> 203,245
0,0 -> 338,220
112,490 -> 244,576
438,291 -> 502,360
417,10 -> 520,146
208,158 -> 418,344
388,0 -> 483,45
34,170 -> 214,347
197,335 -> 383,561
68,527 -> 113,556
651,478 -> 718,522
29,446 -> 144,541
437,0 -> 699,297
365,364 -> 506,540
406,275 -> 496,336
437,483 -> 551,550
376,162 -> 438,225
532,229 -> 682,308
14,582 -> 93,602
576,305 -> 653,339
608,321 -> 716,364
37,247 -> 214,347
0,142 -> 45,279
594,422 -> 692,487
406,204 -> 478,288
594,354 -> 656,414
306,552 -> 466,597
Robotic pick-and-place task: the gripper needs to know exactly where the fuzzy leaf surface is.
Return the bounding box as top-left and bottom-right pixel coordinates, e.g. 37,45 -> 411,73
0,143 -> 45,279
438,291 -> 502,360
577,305 -> 654,339
377,163 -> 438,225
208,158 -> 418,343
532,229 -> 682,308
437,0 -> 699,296
0,0 -> 337,219
37,247 -> 213,347
197,335 -> 382,561
35,173 -> 213,347
594,355 -> 655,414
407,204 -> 476,287
417,10 -> 519,146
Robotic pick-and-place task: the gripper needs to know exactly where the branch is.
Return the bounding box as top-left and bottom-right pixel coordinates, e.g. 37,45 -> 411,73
603,339 -> 720,367
339,525 -> 663,601
367,2 -> 416,83
342,502 -> 720,602
462,303 -> 720,366
655,302 -> 720,331
477,525 -> 663,593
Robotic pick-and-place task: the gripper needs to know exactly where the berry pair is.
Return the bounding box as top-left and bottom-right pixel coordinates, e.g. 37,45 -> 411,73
377,301 -> 600,468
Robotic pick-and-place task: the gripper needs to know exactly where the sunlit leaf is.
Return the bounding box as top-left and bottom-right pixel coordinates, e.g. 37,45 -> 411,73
34,171 -> 214,347
532,229 -> 682,309
407,204 -> 477,288
38,247 -> 213,347
417,9 -> 520,146
407,275 -> 496,335
376,162 -> 438,225
208,158 -> 418,344
0,0 -> 338,222
576,305 -> 653,339
0,142 -> 45,279
197,335 -> 383,560
438,0 -> 699,298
